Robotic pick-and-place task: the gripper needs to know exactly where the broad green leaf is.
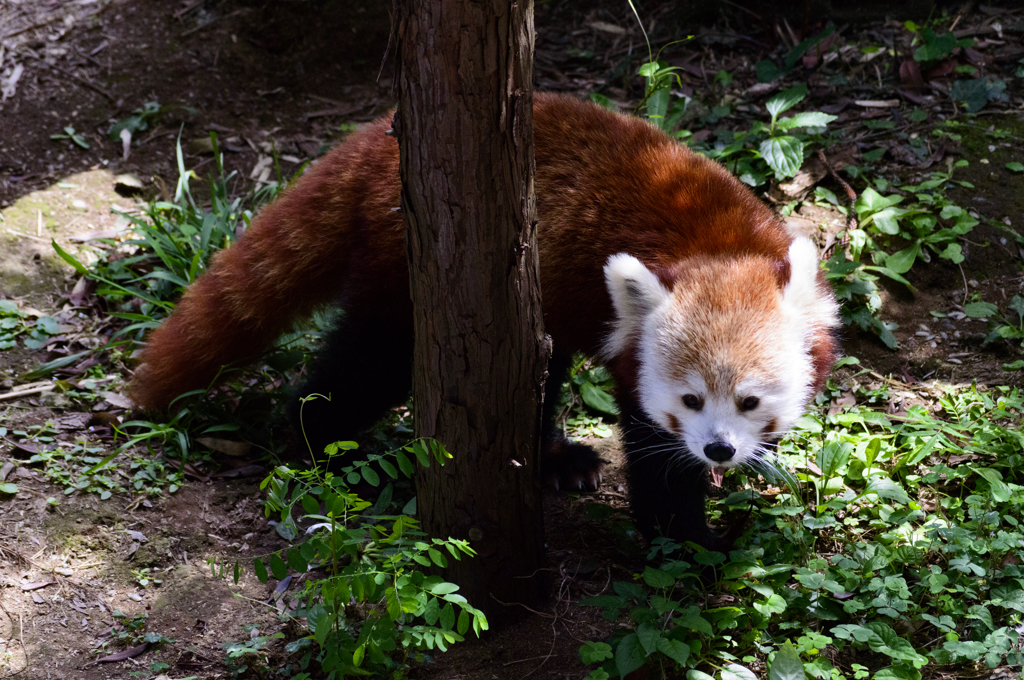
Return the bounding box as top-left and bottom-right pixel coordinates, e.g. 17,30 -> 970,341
581,382 -> 619,415
775,111 -> 837,131
615,633 -> 647,678
579,641 -> 613,664
885,243 -> 921,274
636,621 -> 661,655
754,593 -> 788,616
269,553 -> 288,580
756,59 -> 783,83
766,84 -> 808,119
642,566 -> 676,589
864,477 -> 910,505
657,637 -> 691,666
286,547 -> 308,573
429,582 -> 460,595
769,640 -> 805,680
722,664 -> 759,680
964,302 -> 998,318
360,465 -> 380,487
759,136 -> 804,179
951,78 -> 989,113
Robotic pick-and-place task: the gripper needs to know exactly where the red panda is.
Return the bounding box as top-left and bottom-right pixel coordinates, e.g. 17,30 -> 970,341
130,93 -> 839,550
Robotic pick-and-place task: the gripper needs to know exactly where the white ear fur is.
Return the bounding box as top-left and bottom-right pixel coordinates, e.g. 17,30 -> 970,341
782,237 -> 840,328
602,253 -> 670,358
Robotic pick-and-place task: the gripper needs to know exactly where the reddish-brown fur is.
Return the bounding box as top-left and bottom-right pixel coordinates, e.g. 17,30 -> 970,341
131,94 -> 835,412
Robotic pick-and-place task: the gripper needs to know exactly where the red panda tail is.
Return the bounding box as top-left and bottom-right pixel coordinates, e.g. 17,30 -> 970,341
130,116 -> 402,411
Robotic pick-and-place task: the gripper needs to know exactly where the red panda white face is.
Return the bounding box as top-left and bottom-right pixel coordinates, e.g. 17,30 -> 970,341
603,238 -> 838,480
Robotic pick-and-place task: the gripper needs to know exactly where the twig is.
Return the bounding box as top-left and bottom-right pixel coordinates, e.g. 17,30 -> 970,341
957,262 -> 969,307
5,228 -> 48,243
180,9 -> 246,38
1,16 -> 59,41
0,384 -> 55,401
46,63 -> 115,101
503,654 -> 559,667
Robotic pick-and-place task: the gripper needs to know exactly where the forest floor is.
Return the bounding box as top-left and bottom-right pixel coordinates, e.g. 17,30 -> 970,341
1,0 -> 1023,678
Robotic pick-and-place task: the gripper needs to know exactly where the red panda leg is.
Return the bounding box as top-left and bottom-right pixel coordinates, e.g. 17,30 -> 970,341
620,406 -> 742,552
287,311 -> 414,458
540,351 -> 605,491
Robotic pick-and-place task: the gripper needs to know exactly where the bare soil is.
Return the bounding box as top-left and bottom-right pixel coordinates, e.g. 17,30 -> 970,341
1,1 -> 1023,678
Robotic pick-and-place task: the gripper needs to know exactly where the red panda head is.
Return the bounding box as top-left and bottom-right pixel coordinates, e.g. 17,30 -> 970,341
602,238 -> 839,477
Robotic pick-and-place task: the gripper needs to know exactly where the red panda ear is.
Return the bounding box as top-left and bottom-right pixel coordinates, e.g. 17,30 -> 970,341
781,236 -> 841,336
602,253 -> 670,358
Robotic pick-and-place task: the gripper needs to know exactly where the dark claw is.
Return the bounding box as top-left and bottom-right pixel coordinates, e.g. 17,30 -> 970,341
542,436 -> 605,493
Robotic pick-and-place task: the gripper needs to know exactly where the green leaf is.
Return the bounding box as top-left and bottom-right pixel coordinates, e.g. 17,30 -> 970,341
1006,162 -> 1024,173
642,566 -> 676,589
657,637 -> 691,666
636,621 -> 661,655
864,622 -> 928,667
286,547 -> 308,573
885,243 -> 921,274
677,606 -> 713,635
688,672 -> 717,680
580,641 -> 614,665
759,136 -> 804,179
580,382 -> 619,415
360,465 -> 380,487
615,633 -> 647,678
769,640 -> 806,680
964,302 -> 998,318
754,593 -> 788,616
766,84 -> 808,119
430,582 -> 460,595
756,59 -> 783,83
0,483 -> 17,495
50,239 -> 90,275
951,78 -> 989,113
722,664 -> 759,680
269,553 -> 288,581
396,451 -> 415,477
864,477 -> 910,505
774,111 -> 837,131
300,494 -> 319,515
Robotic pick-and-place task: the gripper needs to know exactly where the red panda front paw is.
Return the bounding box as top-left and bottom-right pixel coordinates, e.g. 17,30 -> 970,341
541,437 -> 605,492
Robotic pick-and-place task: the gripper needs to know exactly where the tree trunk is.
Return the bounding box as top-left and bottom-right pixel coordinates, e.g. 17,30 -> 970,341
395,1 -> 548,625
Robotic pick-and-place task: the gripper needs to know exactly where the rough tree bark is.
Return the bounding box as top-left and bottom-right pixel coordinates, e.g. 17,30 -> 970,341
394,1 -> 548,624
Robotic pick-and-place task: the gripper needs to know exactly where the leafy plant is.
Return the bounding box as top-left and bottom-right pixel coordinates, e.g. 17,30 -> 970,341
695,84 -> 837,186
636,58 -> 690,134
560,356 -> 618,438
93,610 -> 173,653
23,433 -> 185,499
0,300 -> 61,350
818,162 -> 980,348
223,627 -> 285,678
579,383 -> 1024,679
965,295 -> 1024,370
108,101 -> 164,141
50,125 -> 90,149
754,24 -> 837,83
906,24 -> 968,65
220,431 -> 488,678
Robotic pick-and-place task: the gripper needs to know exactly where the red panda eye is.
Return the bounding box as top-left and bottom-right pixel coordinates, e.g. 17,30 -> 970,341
682,394 -> 703,410
739,396 -> 760,412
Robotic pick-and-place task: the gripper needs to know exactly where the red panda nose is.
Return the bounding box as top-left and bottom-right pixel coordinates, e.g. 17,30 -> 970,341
704,442 -> 735,463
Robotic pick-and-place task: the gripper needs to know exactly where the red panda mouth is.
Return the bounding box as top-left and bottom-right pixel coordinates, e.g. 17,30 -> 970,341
710,466 -> 725,487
